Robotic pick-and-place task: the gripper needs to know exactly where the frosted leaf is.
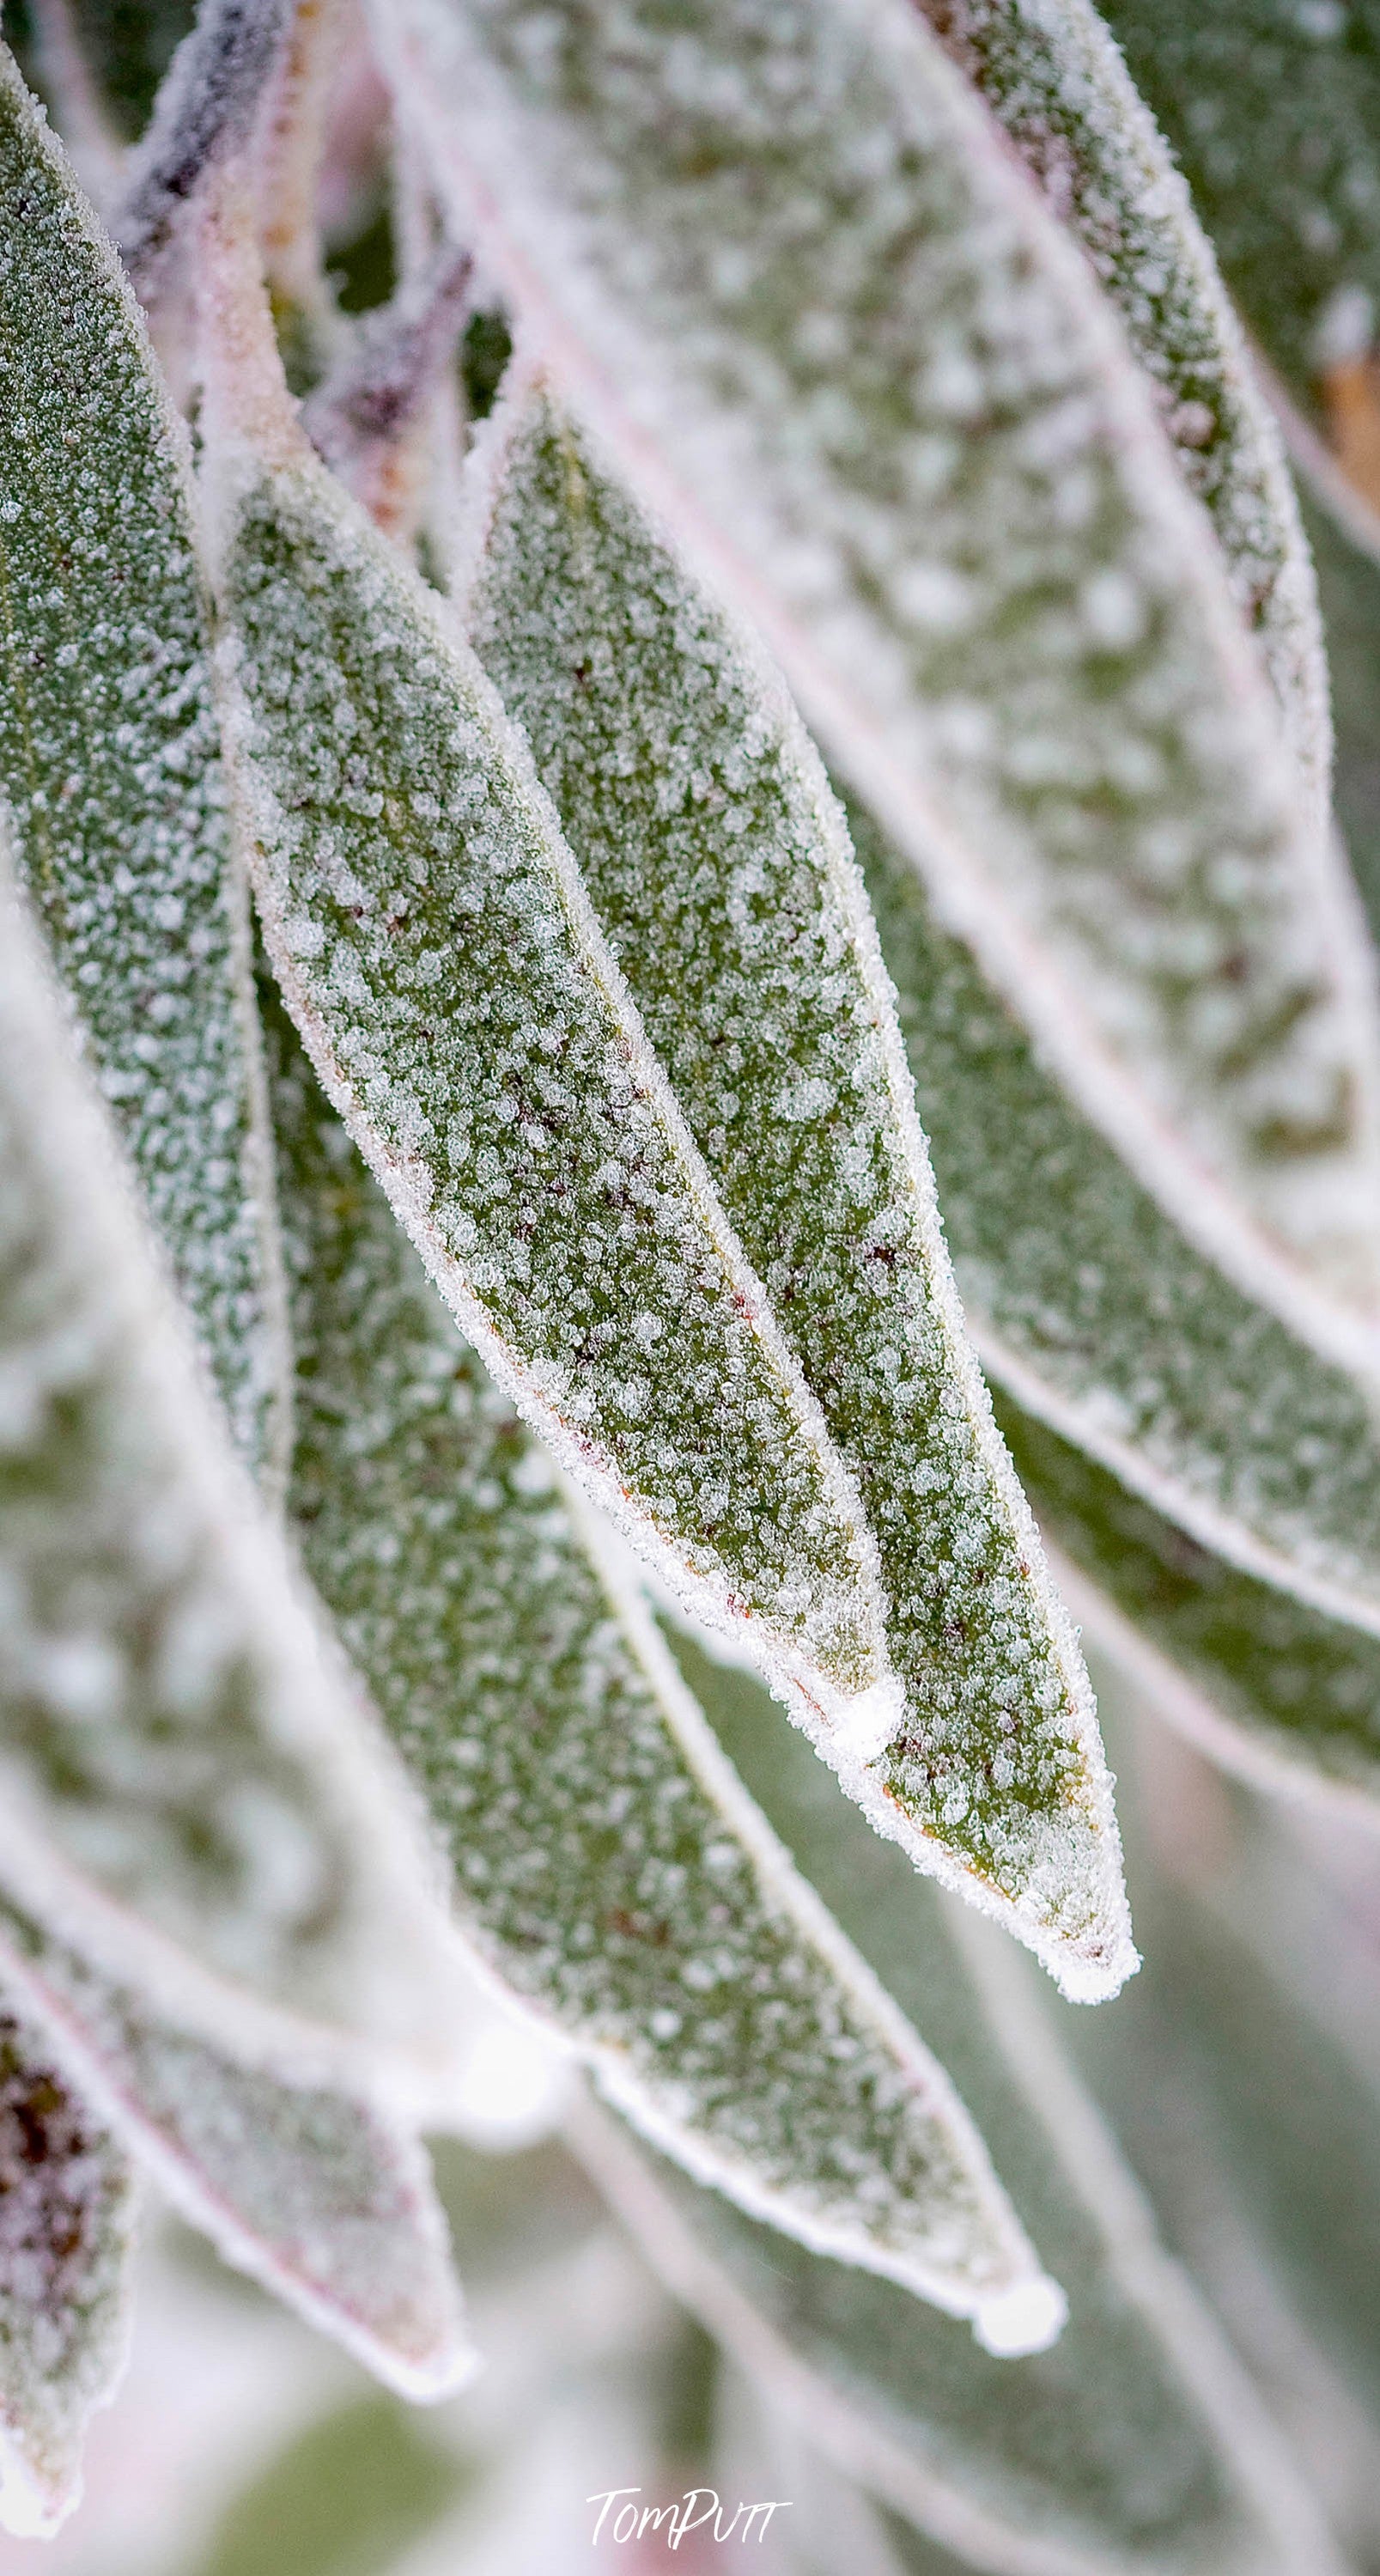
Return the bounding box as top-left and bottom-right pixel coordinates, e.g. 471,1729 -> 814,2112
1000,1392 -> 1380,1819
0,52 -> 287,1478
199,229 -> 886,1727
916,0 -> 1331,832
379,0 -> 1380,1343
464,376 -> 1131,2001
267,986 -> 1062,2342
0,831 -> 452,2071
572,1637 -> 1347,2576
1094,0 -> 1380,428
0,1895 -> 472,2401
0,2008 -> 133,2540
112,0 -> 292,291
858,800 -> 1380,1643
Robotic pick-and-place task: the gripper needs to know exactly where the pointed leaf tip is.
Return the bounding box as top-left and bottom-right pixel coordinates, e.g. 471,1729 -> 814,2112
463,373 -> 1133,1999
200,268 -> 890,1724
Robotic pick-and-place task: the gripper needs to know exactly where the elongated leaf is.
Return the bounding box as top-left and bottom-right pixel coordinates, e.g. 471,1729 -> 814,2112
380,0 -> 1380,1345
853,796 -> 1380,1640
1096,0 -> 1380,434
915,0 -> 1330,825
995,1393 -> 1380,1812
463,372 -> 1129,1999
1297,478 -> 1380,938
267,983 -> 1063,2348
574,1636 -> 1341,2576
0,1896 -> 472,2401
0,825 -> 449,2070
0,48 -> 288,1478
200,219 -> 889,1733
0,2008 -> 133,2539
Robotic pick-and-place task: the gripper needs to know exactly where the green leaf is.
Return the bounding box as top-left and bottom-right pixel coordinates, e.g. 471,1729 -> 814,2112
914,0 -> 1330,827
200,221 -> 889,1734
0,2008 -> 133,2539
266,978 -> 1066,2349
994,1392 -> 1380,1811
0,1894 -> 473,2401
380,0 -> 1380,1345
854,795 -> 1380,1645
574,1634 -> 1340,2576
1094,0 -> 1380,426
0,823 -> 448,2071
0,47 -> 287,1477
463,371 -> 1130,2000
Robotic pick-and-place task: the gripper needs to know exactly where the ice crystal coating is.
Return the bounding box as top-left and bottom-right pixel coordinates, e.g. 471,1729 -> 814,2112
0,835 -> 447,2064
464,375 -> 1131,2000
576,1635 -> 1334,2576
112,0 -> 291,289
1097,0 -> 1380,422
0,2009 -> 132,2540
267,984 -> 1061,2335
206,403 -> 887,1719
302,234 -> 476,537
857,800 -> 1380,1642
917,0 -> 1331,831
0,52 -> 285,1474
0,1897 -> 472,2401
381,0 -> 1380,1334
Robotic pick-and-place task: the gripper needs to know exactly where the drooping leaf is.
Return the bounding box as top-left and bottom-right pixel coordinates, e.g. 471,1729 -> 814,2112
199,210 -> 890,1734
574,1635 -> 1340,2576
380,0 -> 1380,1343
266,980 -> 1065,2350
463,371 -> 1130,2000
0,2008 -> 134,2540
0,823 -> 448,2071
854,795 -> 1380,1640
0,1895 -> 473,2401
995,1392 -> 1380,1811
0,47 -> 287,1477
1094,0 -> 1380,441
915,0 -> 1330,826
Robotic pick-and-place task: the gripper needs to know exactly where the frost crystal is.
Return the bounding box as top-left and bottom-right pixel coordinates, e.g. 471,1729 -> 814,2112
0,2009 -> 132,2540
382,0 -> 1380,1331
0,54 -> 285,1475
206,388 -> 888,1718
268,987 -> 1062,2334
464,377 -> 1132,1999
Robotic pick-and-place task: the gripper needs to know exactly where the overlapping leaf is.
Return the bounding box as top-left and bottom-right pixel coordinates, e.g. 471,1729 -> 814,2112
0,827 -> 448,2069
854,797 -> 1380,1646
0,47 -> 286,1476
200,233 -> 889,1733
462,372 -> 1129,1999
266,979 -> 1064,2348
574,1636 -> 1340,2576
0,2008 -> 133,2540
1096,0 -> 1380,436
0,1894 -> 472,2401
380,0 -> 1380,1343
915,0 -> 1329,824
996,1394 -> 1380,1811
